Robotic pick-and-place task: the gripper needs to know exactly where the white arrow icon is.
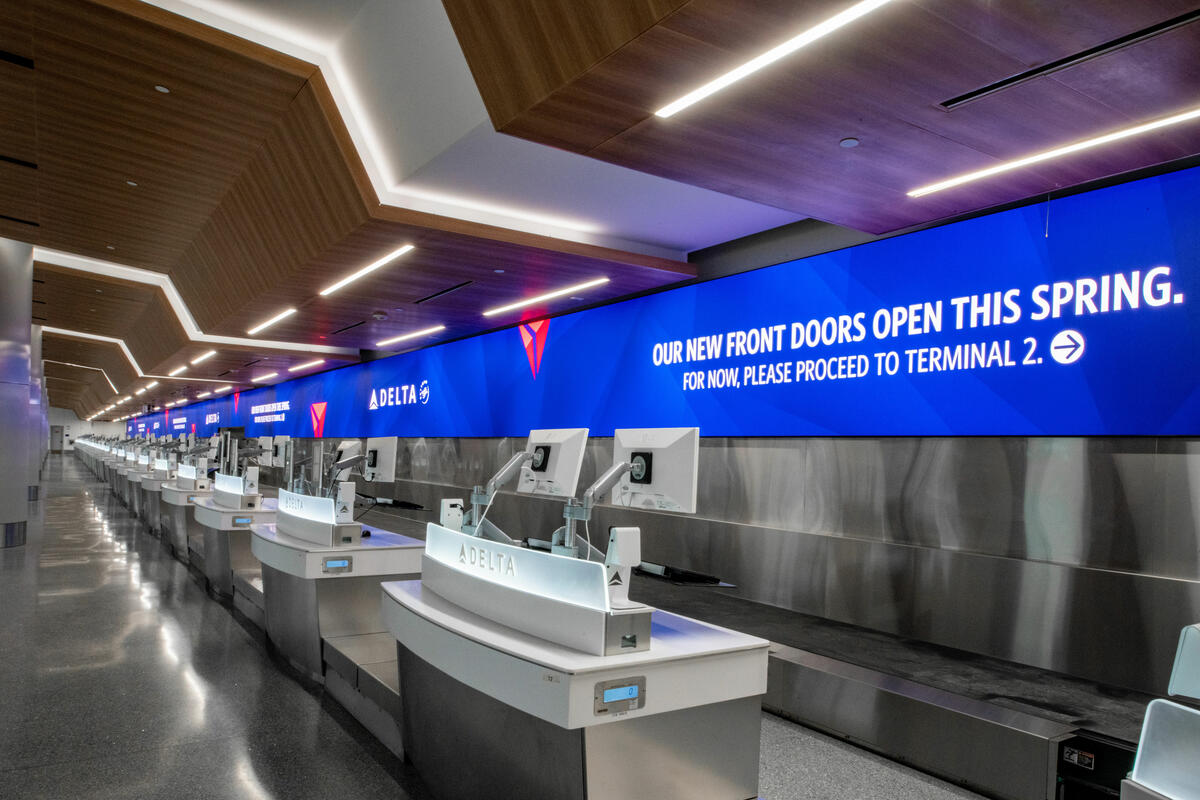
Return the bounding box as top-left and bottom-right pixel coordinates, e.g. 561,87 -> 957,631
1050,330 -> 1085,365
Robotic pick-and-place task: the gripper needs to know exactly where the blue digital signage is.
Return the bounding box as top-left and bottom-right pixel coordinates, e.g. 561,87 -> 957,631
131,165 -> 1200,439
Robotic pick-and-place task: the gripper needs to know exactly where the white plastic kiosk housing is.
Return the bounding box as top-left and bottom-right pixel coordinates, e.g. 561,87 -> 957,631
1122,625 -> 1200,799
384,427 -> 769,800
192,469 -> 278,601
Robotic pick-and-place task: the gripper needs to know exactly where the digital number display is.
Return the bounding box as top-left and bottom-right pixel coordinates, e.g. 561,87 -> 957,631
603,685 -> 639,703
233,517 -> 251,525
325,559 -> 350,569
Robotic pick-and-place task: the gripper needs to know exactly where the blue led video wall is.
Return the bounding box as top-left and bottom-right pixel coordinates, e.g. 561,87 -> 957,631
131,165 -> 1200,439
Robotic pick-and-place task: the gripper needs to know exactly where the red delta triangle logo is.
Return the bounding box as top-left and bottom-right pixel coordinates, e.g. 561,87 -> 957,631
310,402 -> 328,438
518,319 -> 549,379
233,392 -> 240,414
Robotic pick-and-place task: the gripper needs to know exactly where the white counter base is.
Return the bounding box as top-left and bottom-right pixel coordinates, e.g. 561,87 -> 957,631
383,579 -> 767,800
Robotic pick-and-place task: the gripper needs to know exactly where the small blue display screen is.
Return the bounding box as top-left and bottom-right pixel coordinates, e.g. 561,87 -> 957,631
325,559 -> 350,569
603,685 -> 639,703
233,517 -> 251,524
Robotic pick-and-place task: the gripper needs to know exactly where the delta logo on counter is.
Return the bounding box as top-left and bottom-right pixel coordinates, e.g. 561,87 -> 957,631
310,402 -> 327,438
368,379 -> 430,410
519,319 -> 549,378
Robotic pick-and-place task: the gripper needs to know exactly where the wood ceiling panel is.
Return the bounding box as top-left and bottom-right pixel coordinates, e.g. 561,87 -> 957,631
170,80 -> 371,333
176,70 -> 692,351
33,262 -> 160,336
441,0 -> 689,128
0,1 -> 34,60
0,61 -> 37,164
446,0 -> 1200,233
29,0 -> 311,268
42,333 -> 136,391
238,215 -> 686,351
0,160 -> 39,224
29,0 -> 694,418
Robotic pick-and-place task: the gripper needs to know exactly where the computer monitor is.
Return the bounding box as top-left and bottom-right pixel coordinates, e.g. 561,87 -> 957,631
517,428 -> 588,498
610,427 -> 699,513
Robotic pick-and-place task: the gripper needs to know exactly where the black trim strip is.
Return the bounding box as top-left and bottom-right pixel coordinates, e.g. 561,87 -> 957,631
0,50 -> 34,69
941,9 -> 1200,109
0,154 -> 36,169
0,214 -> 38,226
328,320 -> 365,335
413,280 -> 473,305
241,359 -> 261,367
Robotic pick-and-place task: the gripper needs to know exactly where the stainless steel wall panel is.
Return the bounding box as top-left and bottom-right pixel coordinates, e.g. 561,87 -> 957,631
0,238 -> 32,537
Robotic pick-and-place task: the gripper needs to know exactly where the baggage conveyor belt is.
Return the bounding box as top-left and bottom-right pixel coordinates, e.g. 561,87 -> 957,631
629,576 -> 1154,800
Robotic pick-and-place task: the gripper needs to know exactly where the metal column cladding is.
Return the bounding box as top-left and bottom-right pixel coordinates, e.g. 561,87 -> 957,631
0,238 -> 33,544
133,164 -> 1200,439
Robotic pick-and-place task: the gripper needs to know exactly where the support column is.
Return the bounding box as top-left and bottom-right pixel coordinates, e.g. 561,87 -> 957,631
0,238 -> 33,547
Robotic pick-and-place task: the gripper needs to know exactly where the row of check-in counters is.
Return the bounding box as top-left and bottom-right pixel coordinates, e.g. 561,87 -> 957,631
74,441 -> 773,800
81,445 -> 427,758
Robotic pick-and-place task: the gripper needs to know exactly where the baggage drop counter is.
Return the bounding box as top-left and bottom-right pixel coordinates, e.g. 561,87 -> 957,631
382,523 -> 769,800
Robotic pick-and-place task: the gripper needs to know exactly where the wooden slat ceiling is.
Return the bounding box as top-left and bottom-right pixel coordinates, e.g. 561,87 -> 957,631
33,262 -> 360,415
0,0 -> 694,420
442,0 -> 1200,234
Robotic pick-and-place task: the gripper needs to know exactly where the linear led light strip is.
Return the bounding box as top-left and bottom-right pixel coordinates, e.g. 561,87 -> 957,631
375,325 -> 446,348
32,248 -> 355,356
655,0 -> 895,118
288,359 -> 325,373
482,277 -> 609,317
42,359 -> 119,393
320,245 -> 413,296
909,104 -> 1200,197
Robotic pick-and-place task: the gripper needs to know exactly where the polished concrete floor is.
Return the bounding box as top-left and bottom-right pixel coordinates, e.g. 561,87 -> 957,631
1,455 -> 987,800
0,456 -> 432,800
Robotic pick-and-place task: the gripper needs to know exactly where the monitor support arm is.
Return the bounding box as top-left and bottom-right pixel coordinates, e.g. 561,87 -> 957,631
559,453 -> 651,555
465,450 -> 534,538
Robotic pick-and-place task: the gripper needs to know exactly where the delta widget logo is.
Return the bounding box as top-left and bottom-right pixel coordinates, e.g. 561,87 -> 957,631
310,402 -> 327,438
519,319 -> 549,379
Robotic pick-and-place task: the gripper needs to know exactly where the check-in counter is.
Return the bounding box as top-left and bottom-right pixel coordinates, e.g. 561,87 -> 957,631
382,523 -> 769,800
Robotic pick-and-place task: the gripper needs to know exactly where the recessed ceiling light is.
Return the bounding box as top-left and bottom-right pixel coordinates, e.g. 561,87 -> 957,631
134,388 -> 146,396
196,392 -> 211,399
190,350 -> 217,365
145,381 -> 158,389
214,386 -> 232,394
482,277 -> 610,317
655,0 -> 896,118
126,180 -> 138,187
154,84 -> 170,94
247,307 -> 297,335
106,245 -> 115,251
250,372 -> 278,383
167,366 -> 187,377
153,406 -> 162,411
908,103 -> 1200,197
375,325 -> 446,348
288,359 -> 325,373
319,245 -> 414,296
493,269 -> 505,274
839,137 -> 860,148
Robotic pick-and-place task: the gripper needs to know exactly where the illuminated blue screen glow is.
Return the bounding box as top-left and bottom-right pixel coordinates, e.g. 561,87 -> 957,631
325,559 -> 350,569
128,166 -> 1200,438
233,517 -> 251,525
603,685 -> 639,703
